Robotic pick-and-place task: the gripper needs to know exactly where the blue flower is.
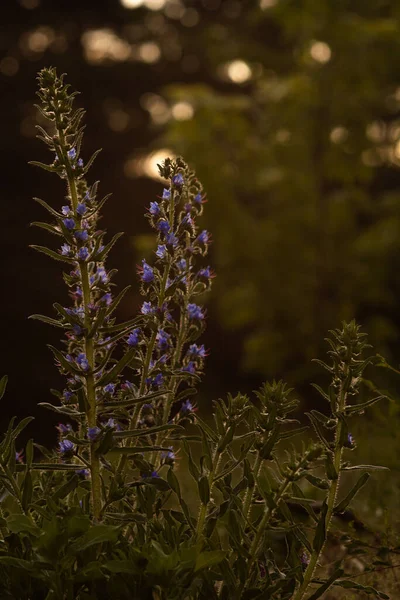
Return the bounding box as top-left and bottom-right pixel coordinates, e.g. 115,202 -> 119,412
61,243 -> 71,256
157,220 -> 170,234
187,303 -> 204,320
180,399 -> 194,415
72,324 -> 83,336
187,343 -> 207,359
77,158 -> 84,168
75,229 -> 89,242
182,361 -> 196,374
149,201 -> 160,216
161,447 -> 175,463
104,383 -> 115,395
67,148 -> 76,160
197,266 -> 212,279
62,205 -> 71,215
139,259 -> 154,283
105,418 -> 119,430
101,292 -> 112,306
59,439 -> 75,454
16,450 -> 24,463
162,188 -> 171,200
76,353 -> 89,371
156,244 -> 167,259
127,328 -> 141,346
88,426 -> 101,441
194,193 -> 203,204
176,258 -> 187,271
57,422 -> 72,433
156,329 -> 171,350
78,247 -> 89,261
166,232 -> 178,247
63,218 -> 75,230
152,373 -> 164,387
142,470 -> 159,479
347,433 -> 355,447
141,301 -> 154,315
172,173 -> 184,186
63,390 -> 73,402
77,202 -> 87,215
76,469 -> 89,477
197,230 -> 209,244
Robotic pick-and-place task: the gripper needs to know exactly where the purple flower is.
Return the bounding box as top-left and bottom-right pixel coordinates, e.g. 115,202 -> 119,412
78,247 -> 89,261
152,372 -> 164,387
141,301 -> 154,315
75,229 -> 89,242
197,266 -> 213,279
59,439 -> 75,454
101,292 -> 113,306
139,259 -> 154,283
187,303 -> 204,320
197,230 -> 209,244
77,158 -> 84,168
72,324 -> 83,336
62,205 -> 70,215
127,328 -> 141,346
105,418 -> 119,430
300,552 -> 310,568
97,266 -> 108,283
156,244 -> 167,259
88,426 -> 101,441
67,148 -> 76,160
347,433 -> 355,447
149,201 -> 160,216
176,258 -> 187,271
161,447 -> 175,463
76,469 -> 89,477
166,232 -> 178,247
182,361 -> 196,374
16,450 -> 24,464
77,202 -> 87,215
61,243 -> 71,256
104,383 -> 115,395
142,470 -> 159,479
181,399 -> 194,415
172,173 -> 184,186
63,218 -> 75,231
76,353 -> 89,371
57,422 -> 72,434
162,188 -> 171,200
194,193 -> 203,204
187,344 -> 207,359
156,329 -> 171,350
157,220 -> 170,234
63,391 -> 73,402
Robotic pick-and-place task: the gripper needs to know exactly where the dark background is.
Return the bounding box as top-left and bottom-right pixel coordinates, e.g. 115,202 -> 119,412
2,0 -> 400,455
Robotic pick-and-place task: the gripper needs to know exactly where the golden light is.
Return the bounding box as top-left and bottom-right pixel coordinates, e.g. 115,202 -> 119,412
171,101 -> 194,121
138,41 -> 161,63
394,140 -> 400,160
330,126 -> 348,144
366,121 -> 386,143
181,8 -> 200,27
259,0 -> 278,8
108,109 -> 130,132
124,149 -> 176,180
226,60 -> 252,84
120,0 -> 144,8
309,41 -> 331,64
140,93 -> 170,125
82,29 -> 131,64
144,0 -> 167,9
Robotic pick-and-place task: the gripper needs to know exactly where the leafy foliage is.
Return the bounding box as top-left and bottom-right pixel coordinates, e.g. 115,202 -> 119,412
0,69 -> 393,599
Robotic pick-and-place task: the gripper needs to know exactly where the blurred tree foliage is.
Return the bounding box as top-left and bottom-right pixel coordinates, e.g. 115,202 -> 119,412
153,0 -> 400,386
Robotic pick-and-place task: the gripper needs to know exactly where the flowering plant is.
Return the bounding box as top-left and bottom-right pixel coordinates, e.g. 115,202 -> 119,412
0,69 -> 392,599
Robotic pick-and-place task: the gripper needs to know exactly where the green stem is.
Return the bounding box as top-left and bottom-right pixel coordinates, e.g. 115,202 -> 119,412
292,383 -> 346,600
60,125 -> 102,521
242,453 -> 262,523
196,451 -> 222,541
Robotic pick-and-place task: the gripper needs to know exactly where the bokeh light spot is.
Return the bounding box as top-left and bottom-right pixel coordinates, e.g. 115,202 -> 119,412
309,41 -> 331,64
226,60 -> 252,83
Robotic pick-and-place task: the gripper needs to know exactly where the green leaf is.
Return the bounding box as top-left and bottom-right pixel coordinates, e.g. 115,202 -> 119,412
98,390 -> 171,411
194,550 -> 226,572
12,417 -> 35,441
198,476 -> 210,504
95,232 -> 123,262
7,514 -> 41,536
306,412 -> 331,453
100,315 -> 144,334
313,499 -> 328,554
31,221 -> 63,237
29,160 -> 57,173
107,445 -> 171,455
113,424 -> 184,439
0,375 -> 8,400
33,196 -> 61,218
310,383 -> 330,403
96,347 -> 137,386
51,474 -> 79,501
30,245 -> 74,264
0,557 -> 40,573
103,560 -> 138,575
334,580 -> 389,598
31,463 -> 80,471
22,471 -> 33,510
167,468 -> 181,498
345,395 -> 386,414
47,345 -> 81,374
334,472 -> 370,513
29,314 -> 64,328
307,569 -> 344,600
342,464 -> 389,471
38,403 -> 85,418
73,524 -> 120,551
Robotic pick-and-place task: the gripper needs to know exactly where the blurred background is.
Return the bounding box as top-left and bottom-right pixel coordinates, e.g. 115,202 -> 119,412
2,0 -> 400,509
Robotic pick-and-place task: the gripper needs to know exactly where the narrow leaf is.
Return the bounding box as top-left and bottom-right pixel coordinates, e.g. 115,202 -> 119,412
334,472 -> 370,513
